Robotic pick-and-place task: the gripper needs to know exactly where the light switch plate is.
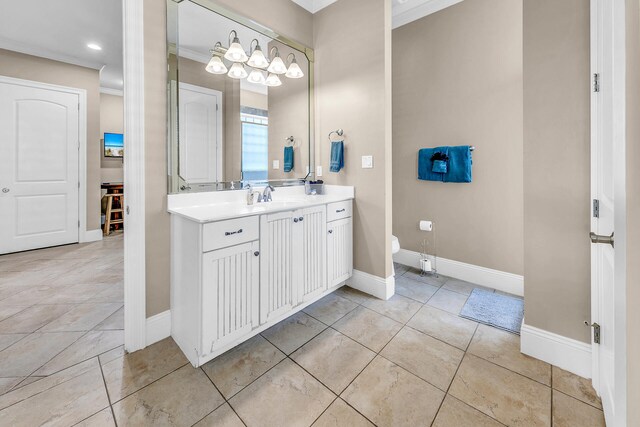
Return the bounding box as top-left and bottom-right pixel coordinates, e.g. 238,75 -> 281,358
273,160 -> 280,170
362,155 -> 373,169
316,165 -> 323,177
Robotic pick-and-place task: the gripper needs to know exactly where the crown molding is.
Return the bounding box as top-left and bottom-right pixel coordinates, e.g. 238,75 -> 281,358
392,0 -> 464,29
291,0 -> 337,13
0,37 -> 103,70
100,87 -> 124,96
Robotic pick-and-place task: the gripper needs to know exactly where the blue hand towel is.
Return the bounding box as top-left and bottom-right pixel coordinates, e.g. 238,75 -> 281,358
330,141 -> 344,173
444,145 -> 472,183
284,146 -> 294,173
418,147 -> 448,182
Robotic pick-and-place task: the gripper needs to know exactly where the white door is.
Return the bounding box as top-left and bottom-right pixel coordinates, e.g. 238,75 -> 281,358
0,80 -> 80,254
590,0 -> 626,424
327,217 -> 353,288
201,241 -> 260,355
178,83 -> 222,184
294,206 -> 327,304
260,210 -> 294,324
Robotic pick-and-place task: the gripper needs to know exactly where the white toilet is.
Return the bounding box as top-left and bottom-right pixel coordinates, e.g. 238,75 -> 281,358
391,235 -> 400,275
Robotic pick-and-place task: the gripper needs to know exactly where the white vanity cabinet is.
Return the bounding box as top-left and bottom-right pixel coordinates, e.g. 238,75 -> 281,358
170,190 -> 353,367
260,205 -> 327,323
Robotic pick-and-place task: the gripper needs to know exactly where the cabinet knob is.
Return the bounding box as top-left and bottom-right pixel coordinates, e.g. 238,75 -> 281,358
328,230 -> 333,234
254,251 -> 260,257
299,217 -> 304,221
293,218 -> 299,223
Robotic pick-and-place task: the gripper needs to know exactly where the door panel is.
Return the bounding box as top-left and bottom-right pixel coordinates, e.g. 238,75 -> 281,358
178,84 -> 221,184
327,217 -> 353,288
296,206 -> 327,304
0,80 -> 80,254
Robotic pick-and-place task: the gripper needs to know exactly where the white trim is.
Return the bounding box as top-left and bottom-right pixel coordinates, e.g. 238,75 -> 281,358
347,269 -> 395,300
521,323 -> 592,380
100,87 -> 124,97
392,0 -> 464,29
146,310 -> 172,346
123,0 -> 147,353
0,75 -> 91,248
81,229 -> 103,243
177,48 -> 210,66
394,248 -> 523,296
291,0 -> 337,13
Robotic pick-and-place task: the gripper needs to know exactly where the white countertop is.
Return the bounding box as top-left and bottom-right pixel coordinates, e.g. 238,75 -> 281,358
167,185 -> 354,223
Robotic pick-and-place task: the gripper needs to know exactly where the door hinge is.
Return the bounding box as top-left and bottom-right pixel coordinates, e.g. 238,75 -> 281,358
593,73 -> 600,92
78,220 -> 80,228
216,103 -> 219,111
593,199 -> 600,218
592,322 -> 601,344
78,181 -> 80,189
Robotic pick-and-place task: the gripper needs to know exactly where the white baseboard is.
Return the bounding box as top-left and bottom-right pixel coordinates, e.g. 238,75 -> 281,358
347,269 -> 395,300
146,310 -> 172,346
521,323 -> 592,379
80,229 -> 103,243
394,248 -> 524,296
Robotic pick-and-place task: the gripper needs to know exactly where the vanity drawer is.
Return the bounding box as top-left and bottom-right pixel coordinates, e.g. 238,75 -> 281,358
327,200 -> 352,222
202,216 -> 259,252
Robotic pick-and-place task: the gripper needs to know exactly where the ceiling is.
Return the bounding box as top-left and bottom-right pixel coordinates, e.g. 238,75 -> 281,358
0,0 -> 123,91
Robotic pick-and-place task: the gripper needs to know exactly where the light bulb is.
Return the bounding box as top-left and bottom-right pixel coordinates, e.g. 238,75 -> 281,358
285,60 -> 304,79
227,62 -> 248,79
247,45 -> 269,69
267,55 -> 287,75
265,73 -> 282,87
247,69 -> 266,84
205,56 -> 227,74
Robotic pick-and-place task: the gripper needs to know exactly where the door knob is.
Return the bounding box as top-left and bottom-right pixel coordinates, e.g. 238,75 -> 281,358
1,188 -> 9,193
590,231 -> 614,248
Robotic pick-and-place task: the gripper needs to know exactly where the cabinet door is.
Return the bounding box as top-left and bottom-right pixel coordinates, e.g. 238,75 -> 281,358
202,241 -> 260,355
327,217 -> 353,288
260,211 -> 294,324
294,205 -> 327,305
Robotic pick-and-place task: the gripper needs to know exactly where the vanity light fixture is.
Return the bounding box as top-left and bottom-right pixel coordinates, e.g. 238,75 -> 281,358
206,55 -> 227,74
265,72 -> 282,87
285,53 -> 304,79
228,62 -> 248,79
247,39 -> 269,69
267,47 -> 288,75
224,30 -> 248,63
247,69 -> 266,84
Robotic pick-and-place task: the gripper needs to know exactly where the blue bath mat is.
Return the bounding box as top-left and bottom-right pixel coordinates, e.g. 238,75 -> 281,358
460,289 -> 524,335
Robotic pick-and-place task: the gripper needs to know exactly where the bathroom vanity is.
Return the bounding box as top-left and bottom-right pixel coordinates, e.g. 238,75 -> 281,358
168,186 -> 354,366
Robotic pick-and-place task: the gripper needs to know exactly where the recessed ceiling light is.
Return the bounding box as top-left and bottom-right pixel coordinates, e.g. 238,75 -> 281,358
87,43 -> 102,51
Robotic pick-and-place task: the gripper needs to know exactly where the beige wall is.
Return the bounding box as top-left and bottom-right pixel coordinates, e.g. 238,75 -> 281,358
392,0 -> 524,275
268,40 -> 311,180
314,0 -> 393,279
143,0 -> 313,317
100,93 -> 124,183
523,0 -> 591,343
241,90 -> 268,111
626,0 -> 640,419
0,48 -> 101,231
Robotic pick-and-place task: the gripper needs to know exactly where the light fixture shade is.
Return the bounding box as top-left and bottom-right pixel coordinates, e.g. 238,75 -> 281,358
247,69 -> 266,84
224,38 -> 248,63
228,62 -> 248,79
205,55 -> 228,74
285,61 -> 304,79
265,73 -> 282,87
247,46 -> 269,69
267,56 -> 287,75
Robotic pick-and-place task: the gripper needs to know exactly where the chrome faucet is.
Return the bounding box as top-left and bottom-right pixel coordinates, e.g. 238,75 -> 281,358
261,185 -> 275,202
246,184 -> 261,205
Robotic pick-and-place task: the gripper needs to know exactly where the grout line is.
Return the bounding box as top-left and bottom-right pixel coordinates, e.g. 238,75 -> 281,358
97,355 -> 119,427
196,367 -> 247,427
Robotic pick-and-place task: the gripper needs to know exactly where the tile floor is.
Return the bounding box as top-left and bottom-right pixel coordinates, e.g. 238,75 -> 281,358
0,249 -> 605,426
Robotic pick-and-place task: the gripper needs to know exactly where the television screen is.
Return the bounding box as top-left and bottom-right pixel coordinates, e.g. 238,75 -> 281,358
104,133 -> 124,157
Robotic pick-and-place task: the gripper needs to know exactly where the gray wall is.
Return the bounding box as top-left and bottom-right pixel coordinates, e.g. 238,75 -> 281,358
0,49 -> 102,231
392,0 -> 524,276
626,0 -> 640,419
314,0 -> 393,279
523,0 -> 591,343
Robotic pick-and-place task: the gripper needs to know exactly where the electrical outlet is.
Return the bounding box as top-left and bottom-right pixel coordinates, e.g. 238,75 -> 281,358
362,155 -> 373,169
273,160 -> 280,170
316,165 -> 323,177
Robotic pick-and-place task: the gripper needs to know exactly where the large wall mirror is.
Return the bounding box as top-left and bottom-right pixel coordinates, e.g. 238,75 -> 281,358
167,0 -> 314,193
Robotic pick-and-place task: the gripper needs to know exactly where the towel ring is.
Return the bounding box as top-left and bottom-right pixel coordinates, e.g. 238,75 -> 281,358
284,136 -> 300,148
328,129 -> 344,142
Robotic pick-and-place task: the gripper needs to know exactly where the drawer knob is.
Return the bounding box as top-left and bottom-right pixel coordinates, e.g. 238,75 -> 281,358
254,251 -> 260,257
293,218 -> 299,223
336,209 -> 345,213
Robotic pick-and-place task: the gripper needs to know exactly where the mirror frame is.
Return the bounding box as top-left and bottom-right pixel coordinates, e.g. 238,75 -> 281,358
167,0 -> 315,193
